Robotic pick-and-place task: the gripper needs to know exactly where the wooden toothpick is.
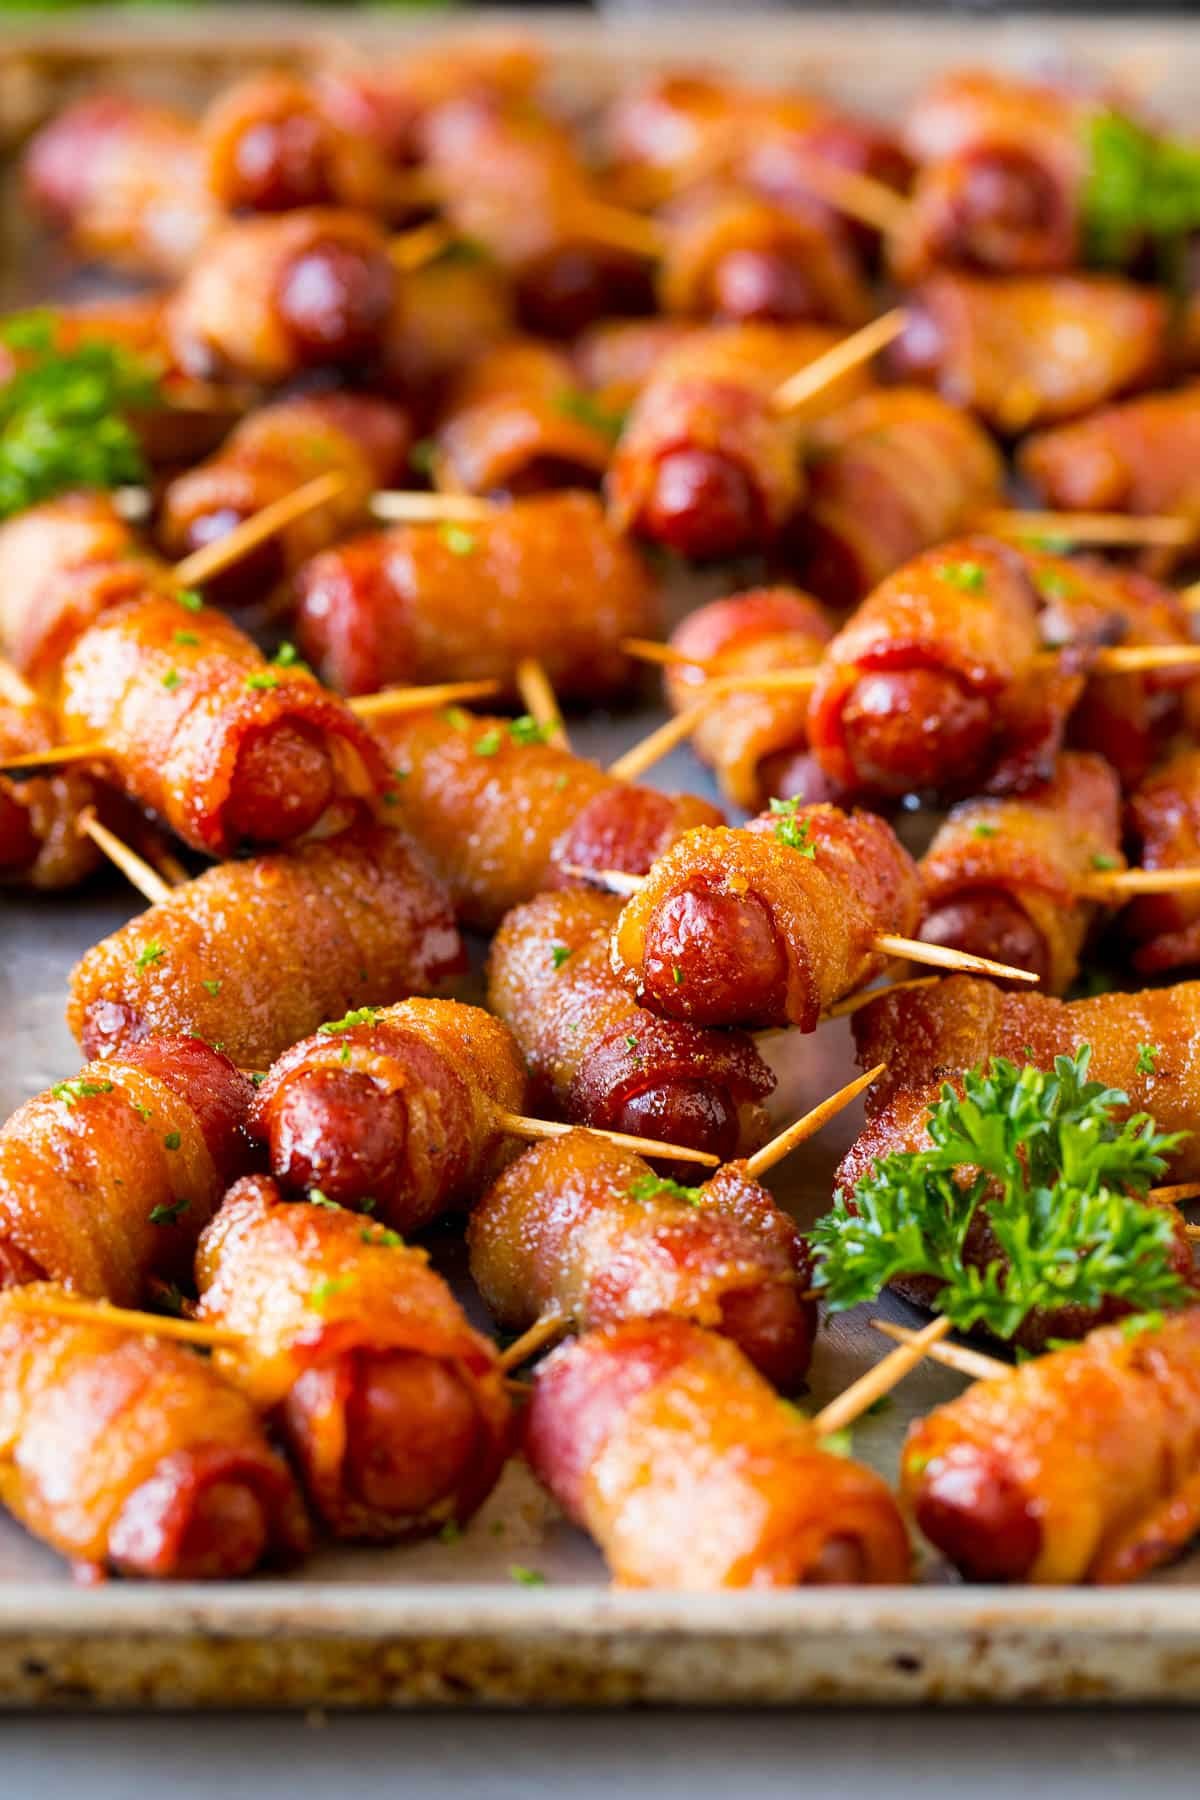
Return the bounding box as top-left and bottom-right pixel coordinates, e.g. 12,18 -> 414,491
743,1064 -> 885,1179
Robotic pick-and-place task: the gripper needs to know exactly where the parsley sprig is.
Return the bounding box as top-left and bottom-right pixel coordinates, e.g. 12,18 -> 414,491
1083,112 -> 1200,284
811,1048 -> 1189,1339
0,312 -> 160,520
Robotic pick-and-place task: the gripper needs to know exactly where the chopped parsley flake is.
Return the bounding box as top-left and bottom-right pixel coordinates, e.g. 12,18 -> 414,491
1091,853 -> 1120,871
628,1172 -> 704,1206
175,589 -> 204,613
318,1007 -> 381,1035
202,978 -> 222,997
135,941 -> 165,970
936,560 -> 987,592
149,1197 -> 190,1226
972,822 -> 999,840
245,671 -> 280,691
163,1130 -> 181,1151
173,630 -> 199,647
474,728 -> 503,757
551,943 -> 572,969
508,714 -> 551,747
769,796 -> 816,856
161,669 -> 181,691
1136,1044 -> 1159,1074
361,1225 -> 404,1248
437,523 -> 477,557
51,1078 -> 114,1106
508,1564 -> 546,1587
310,1276 -> 348,1308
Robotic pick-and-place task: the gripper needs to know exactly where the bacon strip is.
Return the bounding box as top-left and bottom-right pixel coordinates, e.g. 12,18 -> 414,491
0,1286 -> 309,1580
525,1318 -> 911,1587
67,824 -> 465,1069
487,888 -> 774,1164
197,1176 -> 511,1541
249,998 -> 526,1229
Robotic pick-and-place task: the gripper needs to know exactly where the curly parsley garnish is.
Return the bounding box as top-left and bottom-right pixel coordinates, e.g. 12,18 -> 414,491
810,1047 -> 1189,1339
0,312 -> 161,519
1083,111 -> 1200,281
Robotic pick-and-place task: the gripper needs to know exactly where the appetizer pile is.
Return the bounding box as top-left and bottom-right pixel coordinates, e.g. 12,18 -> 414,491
5,35 -> 1200,1591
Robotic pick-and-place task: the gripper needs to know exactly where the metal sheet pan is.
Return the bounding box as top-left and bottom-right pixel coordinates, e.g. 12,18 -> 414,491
2,8 -> 1200,1709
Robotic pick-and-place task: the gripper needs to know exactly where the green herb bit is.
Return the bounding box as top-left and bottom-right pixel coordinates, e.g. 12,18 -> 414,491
971,823 -> 999,840
508,1564 -> 546,1587
1120,1310 -> 1165,1340
307,1191 -> 341,1210
437,522 -> 477,557
1034,567 -> 1076,601
162,1131 -> 181,1151
135,940 -> 166,970
817,1428 -> 854,1459
550,943 -> 572,969
0,322 -> 161,520
272,641 -> 308,671
936,560 -> 987,592
672,964 -> 685,986
1136,1043 -> 1159,1074
508,714 -> 551,747
249,1072 -> 267,1088
441,705 -> 470,730
1091,853 -> 1120,871
553,387 -> 627,443
149,1197 -> 190,1227
51,1078 -> 114,1107
175,589 -> 204,613
202,978 -> 222,997
309,1276 -> 348,1309
810,1046 -> 1191,1340
768,796 -> 817,857
130,1100 -> 153,1121
438,1520 -> 463,1545
318,1006 -> 381,1035
361,1225 -> 404,1248
245,670 -> 280,692
474,727 -> 503,757
410,437 -> 437,476
173,629 -> 199,647
161,668 -> 181,691
628,1171 -> 705,1207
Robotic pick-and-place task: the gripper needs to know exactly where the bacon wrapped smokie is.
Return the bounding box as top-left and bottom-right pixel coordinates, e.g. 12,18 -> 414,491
200,70 -> 398,217
607,323 -> 867,561
1019,384 -> 1200,576
488,890 -> 775,1164
167,208 -> 398,383
1025,549 -> 1200,791
470,1130 -> 813,1389
656,184 -> 870,327
0,1289 -> 308,1581
294,492 -> 656,700
806,537 -> 1069,801
67,823 -> 465,1069
851,974 -> 1200,1180
917,751 -> 1123,993
370,706 -> 720,931
786,386 -> 1004,609
1125,749 -> 1200,974
249,999 -> 526,1229
603,73 -> 911,224
891,69 -> 1107,283
314,37 -> 542,171
158,392 -> 412,606
890,272 -> 1167,433
902,1309 -> 1200,1584
422,98 -> 653,339
526,1317 -> 911,1587
0,695 -> 100,890
571,318 -> 693,413
196,1176 -> 511,1541
0,1036 -> 251,1302
379,252 -> 514,421
0,492 -> 144,691
59,591 -> 388,856
430,340 -> 614,498
610,803 -> 923,1030
24,93 -> 220,278
663,586 -> 838,811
